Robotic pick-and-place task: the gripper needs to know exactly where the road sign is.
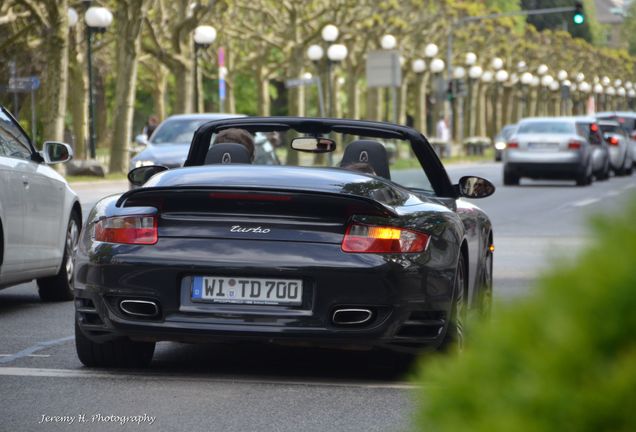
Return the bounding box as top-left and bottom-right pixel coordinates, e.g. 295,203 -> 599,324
285,77 -> 317,88
7,76 -> 40,92
366,51 -> 401,88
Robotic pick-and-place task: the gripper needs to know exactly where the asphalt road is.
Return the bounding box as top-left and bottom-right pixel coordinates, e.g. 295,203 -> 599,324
1,163 -> 635,431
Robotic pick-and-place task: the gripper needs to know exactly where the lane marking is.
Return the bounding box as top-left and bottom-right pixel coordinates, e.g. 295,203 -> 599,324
0,336 -> 73,364
0,354 -> 50,358
622,183 -> 636,190
571,198 -> 600,207
604,191 -> 620,198
0,367 -> 418,390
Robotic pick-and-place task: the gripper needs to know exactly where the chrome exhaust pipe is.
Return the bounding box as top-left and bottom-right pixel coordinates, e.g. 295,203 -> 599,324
332,308 -> 373,325
120,300 -> 159,318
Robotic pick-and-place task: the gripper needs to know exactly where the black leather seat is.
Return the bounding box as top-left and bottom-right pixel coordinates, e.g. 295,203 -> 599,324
340,140 -> 391,179
205,143 -> 252,165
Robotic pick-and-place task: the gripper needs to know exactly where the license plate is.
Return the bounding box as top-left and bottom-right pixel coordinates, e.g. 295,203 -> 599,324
528,142 -> 558,150
191,276 -> 303,305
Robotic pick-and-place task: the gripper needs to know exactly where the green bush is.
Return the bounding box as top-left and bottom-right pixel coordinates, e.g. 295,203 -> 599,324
414,198 -> 636,432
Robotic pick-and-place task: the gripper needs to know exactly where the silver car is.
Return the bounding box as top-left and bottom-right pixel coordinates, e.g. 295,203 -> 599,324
0,106 -> 81,301
598,119 -> 633,176
503,117 -> 603,186
131,113 -> 280,169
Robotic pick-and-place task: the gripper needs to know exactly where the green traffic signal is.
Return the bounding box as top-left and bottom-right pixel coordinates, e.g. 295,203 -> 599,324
573,1 -> 585,25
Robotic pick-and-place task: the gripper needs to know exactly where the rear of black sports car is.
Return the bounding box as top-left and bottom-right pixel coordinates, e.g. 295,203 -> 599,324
73,167 -> 463,364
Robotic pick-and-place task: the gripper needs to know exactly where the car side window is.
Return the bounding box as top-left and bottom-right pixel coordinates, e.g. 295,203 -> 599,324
0,110 -> 32,160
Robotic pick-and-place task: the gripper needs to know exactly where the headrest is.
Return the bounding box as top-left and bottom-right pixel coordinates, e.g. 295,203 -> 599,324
340,140 -> 391,179
205,143 -> 252,165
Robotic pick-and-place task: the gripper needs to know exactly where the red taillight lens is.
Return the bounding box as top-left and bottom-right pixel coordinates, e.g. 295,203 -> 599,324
342,224 -> 429,253
94,215 -> 157,245
608,136 -> 619,146
568,139 -> 582,150
506,140 -> 518,149
590,123 -> 599,133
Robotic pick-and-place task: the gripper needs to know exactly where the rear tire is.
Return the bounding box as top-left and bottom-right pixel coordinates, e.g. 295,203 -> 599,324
597,159 -> 610,181
576,162 -> 593,186
477,247 -> 493,319
503,169 -> 519,186
75,320 -> 155,368
439,253 -> 466,352
37,211 -> 80,302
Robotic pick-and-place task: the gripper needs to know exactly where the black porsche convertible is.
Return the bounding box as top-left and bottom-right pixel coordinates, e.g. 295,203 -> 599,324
73,117 -> 495,368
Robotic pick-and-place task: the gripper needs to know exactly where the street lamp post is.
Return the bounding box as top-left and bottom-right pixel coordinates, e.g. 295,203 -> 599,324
83,1 -> 112,159
380,34 -> 398,123
412,58 -> 427,134
307,25 -> 347,119
468,65 -> 482,137
193,25 -> 217,113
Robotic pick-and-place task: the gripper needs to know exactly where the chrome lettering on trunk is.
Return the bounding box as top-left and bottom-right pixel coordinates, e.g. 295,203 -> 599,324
230,225 -> 271,233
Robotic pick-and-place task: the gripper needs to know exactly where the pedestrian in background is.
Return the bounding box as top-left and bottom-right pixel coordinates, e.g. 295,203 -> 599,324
436,116 -> 450,158
143,115 -> 159,138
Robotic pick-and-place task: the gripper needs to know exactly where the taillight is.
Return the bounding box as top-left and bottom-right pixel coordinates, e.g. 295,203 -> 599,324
94,215 -> 157,245
568,139 -> 582,150
608,136 -> 619,146
506,139 -> 518,149
342,223 -> 429,253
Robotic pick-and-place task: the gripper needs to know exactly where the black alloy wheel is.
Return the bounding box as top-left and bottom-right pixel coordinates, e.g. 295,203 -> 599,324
440,253 -> 467,352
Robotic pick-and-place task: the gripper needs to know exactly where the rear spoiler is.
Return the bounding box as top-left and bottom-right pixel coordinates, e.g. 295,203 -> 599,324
115,186 -> 399,217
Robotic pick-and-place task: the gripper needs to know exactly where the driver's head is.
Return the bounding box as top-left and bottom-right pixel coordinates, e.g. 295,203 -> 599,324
213,128 -> 255,161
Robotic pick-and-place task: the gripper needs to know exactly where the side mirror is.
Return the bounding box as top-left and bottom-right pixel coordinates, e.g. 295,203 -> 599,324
41,141 -> 73,164
457,176 -> 495,199
135,134 -> 150,146
127,165 -> 168,187
291,137 -> 336,153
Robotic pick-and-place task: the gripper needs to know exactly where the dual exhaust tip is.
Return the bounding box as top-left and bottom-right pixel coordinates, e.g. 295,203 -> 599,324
332,308 -> 373,326
120,299 -> 159,318
120,301 -> 372,325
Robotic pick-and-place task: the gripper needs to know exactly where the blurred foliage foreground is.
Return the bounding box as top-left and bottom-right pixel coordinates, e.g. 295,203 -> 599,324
414,197 -> 636,432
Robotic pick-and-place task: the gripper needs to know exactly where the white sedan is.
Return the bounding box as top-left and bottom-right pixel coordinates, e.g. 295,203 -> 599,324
0,106 -> 81,301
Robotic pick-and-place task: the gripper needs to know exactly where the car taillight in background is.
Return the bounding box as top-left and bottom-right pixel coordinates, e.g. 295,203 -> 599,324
607,136 -> 619,146
94,215 -> 158,245
506,139 -> 519,149
342,223 -> 429,253
568,139 -> 583,150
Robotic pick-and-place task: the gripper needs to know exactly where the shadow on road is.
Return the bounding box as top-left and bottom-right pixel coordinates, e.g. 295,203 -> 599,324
0,288 -> 42,315
146,341 -> 426,383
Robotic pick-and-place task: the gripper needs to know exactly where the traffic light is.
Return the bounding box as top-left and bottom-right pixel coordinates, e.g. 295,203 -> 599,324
573,1 -> 585,25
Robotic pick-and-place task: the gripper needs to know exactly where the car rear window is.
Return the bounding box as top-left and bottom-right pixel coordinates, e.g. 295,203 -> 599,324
517,121 -> 574,134
599,124 -> 620,134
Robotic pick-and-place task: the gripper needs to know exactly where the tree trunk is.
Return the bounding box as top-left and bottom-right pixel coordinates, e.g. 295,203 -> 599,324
95,70 -> 108,150
366,87 -> 381,121
346,76 -> 359,119
152,64 -> 168,120
41,0 -> 69,143
109,0 -> 147,173
68,28 -> 87,159
174,61 -> 193,114
477,82 -> 487,137
256,68 -> 271,116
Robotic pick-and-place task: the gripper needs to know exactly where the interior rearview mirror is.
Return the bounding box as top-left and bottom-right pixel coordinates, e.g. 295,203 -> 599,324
457,176 -> 495,199
42,141 -> 73,164
291,137 -> 336,153
128,165 -> 168,187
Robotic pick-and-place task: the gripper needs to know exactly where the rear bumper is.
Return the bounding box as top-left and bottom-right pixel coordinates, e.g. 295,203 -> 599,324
504,161 -> 585,179
74,238 -> 457,350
